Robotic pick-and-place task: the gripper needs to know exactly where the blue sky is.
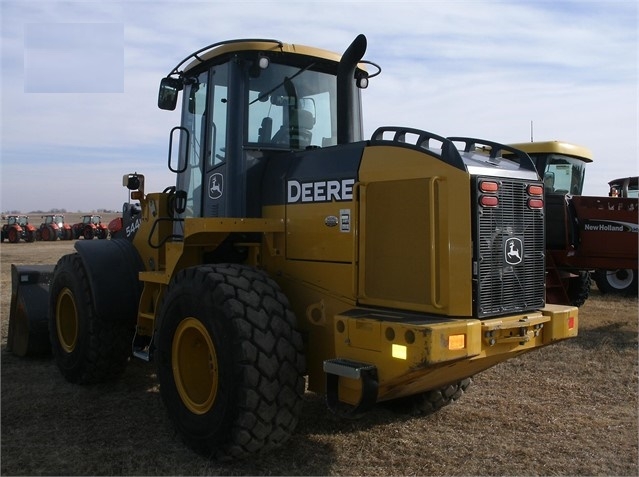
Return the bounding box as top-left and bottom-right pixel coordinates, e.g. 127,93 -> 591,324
1,0 -> 637,212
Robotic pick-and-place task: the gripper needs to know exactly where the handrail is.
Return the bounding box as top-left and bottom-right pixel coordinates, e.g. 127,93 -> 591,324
166,38 -> 283,78
147,217 -> 184,250
447,136 -> 537,172
370,126 -> 466,171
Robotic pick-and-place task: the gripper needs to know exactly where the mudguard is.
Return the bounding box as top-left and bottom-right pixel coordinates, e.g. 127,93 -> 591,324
73,238 -> 144,321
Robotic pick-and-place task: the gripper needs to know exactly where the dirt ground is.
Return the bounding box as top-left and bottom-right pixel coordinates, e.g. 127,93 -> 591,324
0,239 -> 637,476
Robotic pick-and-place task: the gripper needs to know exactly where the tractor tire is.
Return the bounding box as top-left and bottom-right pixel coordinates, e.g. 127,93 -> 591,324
384,378 -> 472,416
25,230 -> 36,242
567,271 -> 591,307
63,228 -> 73,240
8,228 -> 19,243
41,226 -> 51,242
593,269 -> 638,296
83,227 -> 94,240
48,253 -> 134,384
156,264 -> 305,459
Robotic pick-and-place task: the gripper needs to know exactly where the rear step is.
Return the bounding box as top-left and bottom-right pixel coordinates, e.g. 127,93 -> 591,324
323,358 -> 378,417
8,264 -> 55,356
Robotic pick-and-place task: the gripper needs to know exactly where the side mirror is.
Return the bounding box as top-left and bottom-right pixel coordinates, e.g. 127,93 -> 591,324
158,77 -> 182,111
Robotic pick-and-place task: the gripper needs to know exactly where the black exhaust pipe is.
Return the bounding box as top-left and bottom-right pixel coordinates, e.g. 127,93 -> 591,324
337,34 -> 367,145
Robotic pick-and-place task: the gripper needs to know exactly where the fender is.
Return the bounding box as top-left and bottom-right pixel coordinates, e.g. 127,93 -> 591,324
74,239 -> 144,321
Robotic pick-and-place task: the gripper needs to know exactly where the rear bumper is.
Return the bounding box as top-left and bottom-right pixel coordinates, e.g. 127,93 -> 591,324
328,305 -> 578,404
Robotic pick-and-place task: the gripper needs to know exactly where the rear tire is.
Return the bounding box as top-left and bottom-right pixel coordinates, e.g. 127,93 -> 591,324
593,269 -> 638,296
48,253 -> 133,384
83,227 -> 94,240
384,378 -> 472,415
156,264 -> 305,459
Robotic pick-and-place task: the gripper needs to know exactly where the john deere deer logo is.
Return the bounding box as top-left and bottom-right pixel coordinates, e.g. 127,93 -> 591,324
504,237 -> 523,265
208,173 -> 223,199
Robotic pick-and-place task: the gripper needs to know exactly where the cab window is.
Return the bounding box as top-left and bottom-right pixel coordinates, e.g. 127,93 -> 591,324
246,62 -> 337,149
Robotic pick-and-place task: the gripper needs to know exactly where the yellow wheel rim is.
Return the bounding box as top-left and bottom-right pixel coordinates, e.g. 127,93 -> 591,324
56,288 -> 78,353
172,317 -> 218,415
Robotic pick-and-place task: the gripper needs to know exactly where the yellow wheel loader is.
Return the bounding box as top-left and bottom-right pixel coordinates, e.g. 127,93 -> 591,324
8,34 -> 578,459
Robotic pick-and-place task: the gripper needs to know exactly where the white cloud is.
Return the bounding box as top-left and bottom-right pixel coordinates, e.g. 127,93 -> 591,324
1,0 -> 637,211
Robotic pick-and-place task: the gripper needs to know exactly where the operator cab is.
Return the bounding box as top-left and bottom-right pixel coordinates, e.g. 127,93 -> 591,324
508,141 -> 593,196
608,176 -> 639,198
157,37 -> 373,220
508,141 -> 593,249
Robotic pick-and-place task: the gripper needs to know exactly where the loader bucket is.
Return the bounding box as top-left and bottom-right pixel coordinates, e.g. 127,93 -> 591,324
7,264 -> 55,356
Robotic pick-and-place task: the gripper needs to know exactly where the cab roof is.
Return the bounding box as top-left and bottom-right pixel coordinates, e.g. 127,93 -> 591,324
174,38 -> 343,77
509,141 -> 593,163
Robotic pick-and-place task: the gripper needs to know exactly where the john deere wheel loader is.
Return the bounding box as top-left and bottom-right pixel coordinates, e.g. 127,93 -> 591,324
8,34 -> 578,459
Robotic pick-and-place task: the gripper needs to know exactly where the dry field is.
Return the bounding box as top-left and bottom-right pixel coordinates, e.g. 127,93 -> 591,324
0,238 -> 637,476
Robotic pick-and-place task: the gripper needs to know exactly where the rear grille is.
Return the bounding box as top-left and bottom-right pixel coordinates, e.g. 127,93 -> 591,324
474,177 -> 545,317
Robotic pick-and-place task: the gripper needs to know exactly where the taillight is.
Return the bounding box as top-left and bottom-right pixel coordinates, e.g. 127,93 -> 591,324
479,180 -> 499,207
527,183 -> 544,209
479,181 -> 499,192
528,198 -> 544,209
480,195 -> 499,207
528,184 -> 543,196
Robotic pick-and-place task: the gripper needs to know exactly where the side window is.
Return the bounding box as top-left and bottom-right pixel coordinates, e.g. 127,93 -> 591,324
208,65 -> 228,170
544,155 -> 585,195
178,70 -> 208,217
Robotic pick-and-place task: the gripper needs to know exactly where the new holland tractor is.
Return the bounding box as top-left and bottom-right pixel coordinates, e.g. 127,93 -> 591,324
9,35 -> 579,459
508,142 -> 638,303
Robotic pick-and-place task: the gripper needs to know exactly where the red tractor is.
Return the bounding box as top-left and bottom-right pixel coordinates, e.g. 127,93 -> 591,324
72,215 -> 109,240
36,214 -> 73,241
1,215 -> 36,243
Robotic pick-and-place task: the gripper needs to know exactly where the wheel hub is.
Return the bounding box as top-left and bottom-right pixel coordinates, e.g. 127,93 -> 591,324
56,288 -> 78,353
172,317 -> 218,415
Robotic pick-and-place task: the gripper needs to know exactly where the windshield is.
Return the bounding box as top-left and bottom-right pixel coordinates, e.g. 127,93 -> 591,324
542,155 -> 586,195
247,62 -> 337,149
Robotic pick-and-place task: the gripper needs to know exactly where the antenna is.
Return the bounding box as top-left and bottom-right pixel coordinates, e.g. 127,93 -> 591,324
530,120 -> 534,142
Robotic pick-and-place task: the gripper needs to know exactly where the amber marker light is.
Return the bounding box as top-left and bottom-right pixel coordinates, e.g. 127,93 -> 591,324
448,334 -> 466,350
392,344 -> 407,360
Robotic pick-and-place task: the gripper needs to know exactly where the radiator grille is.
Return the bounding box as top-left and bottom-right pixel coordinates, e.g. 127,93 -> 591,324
474,178 -> 545,317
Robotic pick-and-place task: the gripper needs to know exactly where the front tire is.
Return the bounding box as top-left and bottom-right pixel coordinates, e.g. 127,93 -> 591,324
48,253 -> 133,383
8,228 -> 18,243
384,378 -> 473,415
156,264 -> 305,459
